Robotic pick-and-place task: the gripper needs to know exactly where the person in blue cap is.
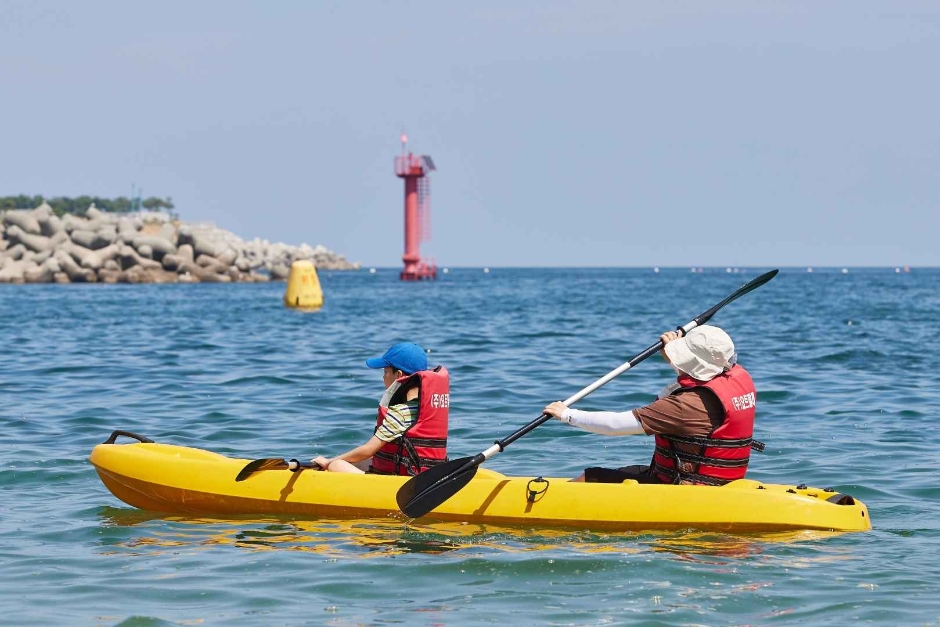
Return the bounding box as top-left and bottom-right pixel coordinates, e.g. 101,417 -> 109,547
313,342 -> 450,474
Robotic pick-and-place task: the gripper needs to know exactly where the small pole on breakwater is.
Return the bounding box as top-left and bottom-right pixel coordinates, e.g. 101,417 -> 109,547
395,133 -> 437,281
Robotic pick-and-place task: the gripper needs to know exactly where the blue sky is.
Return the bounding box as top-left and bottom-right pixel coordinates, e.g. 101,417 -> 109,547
1,1 -> 937,267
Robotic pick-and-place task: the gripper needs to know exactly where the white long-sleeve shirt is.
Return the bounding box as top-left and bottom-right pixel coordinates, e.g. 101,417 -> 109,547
556,380 -> 681,435
560,408 -> 648,436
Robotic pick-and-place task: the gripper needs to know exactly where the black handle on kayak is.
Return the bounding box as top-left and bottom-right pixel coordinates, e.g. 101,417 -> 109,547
234,457 -> 325,481
103,430 -> 154,444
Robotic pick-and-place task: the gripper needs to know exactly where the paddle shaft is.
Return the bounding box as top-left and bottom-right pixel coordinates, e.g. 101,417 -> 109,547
479,334 -> 669,459
480,269 -> 779,460
489,341 -> 665,454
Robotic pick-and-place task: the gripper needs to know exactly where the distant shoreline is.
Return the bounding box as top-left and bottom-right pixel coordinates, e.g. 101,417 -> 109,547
0,202 -> 359,285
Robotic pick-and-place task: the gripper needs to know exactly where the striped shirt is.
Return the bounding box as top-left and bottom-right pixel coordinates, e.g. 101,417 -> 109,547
375,400 -> 420,443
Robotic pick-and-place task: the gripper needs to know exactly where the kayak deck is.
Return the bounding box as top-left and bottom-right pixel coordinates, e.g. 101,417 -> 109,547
90,440 -> 871,533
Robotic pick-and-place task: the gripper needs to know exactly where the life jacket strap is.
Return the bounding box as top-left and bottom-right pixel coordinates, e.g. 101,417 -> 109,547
654,445 -> 750,468
405,437 -> 447,449
651,459 -> 731,486
663,433 -> 764,450
373,447 -> 448,475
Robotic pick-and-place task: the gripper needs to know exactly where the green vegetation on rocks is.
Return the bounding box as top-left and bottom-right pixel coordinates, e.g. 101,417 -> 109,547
0,195 -> 176,217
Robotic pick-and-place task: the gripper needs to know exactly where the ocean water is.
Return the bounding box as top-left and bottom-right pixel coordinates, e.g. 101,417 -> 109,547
1,267 -> 938,626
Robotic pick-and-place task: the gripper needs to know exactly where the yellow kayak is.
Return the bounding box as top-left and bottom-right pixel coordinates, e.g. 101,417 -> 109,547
89,433 -> 871,533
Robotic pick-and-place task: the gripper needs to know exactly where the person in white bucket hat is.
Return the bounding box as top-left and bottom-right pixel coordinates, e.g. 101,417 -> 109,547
663,325 -> 736,381
544,325 -> 761,485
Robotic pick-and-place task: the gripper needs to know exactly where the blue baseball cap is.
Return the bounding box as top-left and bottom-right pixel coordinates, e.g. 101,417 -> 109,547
365,342 -> 428,375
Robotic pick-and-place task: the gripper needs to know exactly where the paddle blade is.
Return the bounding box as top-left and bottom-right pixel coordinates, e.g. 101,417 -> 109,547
694,269 -> 779,327
396,454 -> 484,518
235,458 -> 289,482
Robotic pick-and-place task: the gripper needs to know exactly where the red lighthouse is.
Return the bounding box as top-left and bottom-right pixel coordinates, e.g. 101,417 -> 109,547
395,133 -> 437,280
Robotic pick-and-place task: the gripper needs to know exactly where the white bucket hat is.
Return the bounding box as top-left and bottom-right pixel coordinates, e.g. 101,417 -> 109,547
664,325 -> 736,381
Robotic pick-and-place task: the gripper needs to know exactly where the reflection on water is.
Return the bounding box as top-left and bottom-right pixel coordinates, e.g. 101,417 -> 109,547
651,529 -> 844,557
97,506 -> 845,562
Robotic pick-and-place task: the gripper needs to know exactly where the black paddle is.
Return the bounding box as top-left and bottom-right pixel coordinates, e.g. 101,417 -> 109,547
396,269 -> 779,518
234,457 -> 323,482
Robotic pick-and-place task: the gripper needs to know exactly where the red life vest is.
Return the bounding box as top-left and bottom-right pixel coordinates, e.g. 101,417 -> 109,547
651,364 -> 758,485
369,366 -> 450,476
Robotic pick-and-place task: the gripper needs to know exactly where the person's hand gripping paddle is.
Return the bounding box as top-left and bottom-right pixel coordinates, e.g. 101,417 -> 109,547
396,269 -> 779,518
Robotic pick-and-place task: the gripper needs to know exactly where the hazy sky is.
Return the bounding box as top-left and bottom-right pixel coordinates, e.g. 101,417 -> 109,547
2,1 -> 937,267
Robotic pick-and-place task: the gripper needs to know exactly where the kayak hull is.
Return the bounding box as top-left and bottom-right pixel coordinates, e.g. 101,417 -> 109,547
90,441 -> 871,533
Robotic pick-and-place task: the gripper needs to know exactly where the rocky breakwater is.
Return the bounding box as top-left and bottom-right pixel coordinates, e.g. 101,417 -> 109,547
0,202 -> 359,284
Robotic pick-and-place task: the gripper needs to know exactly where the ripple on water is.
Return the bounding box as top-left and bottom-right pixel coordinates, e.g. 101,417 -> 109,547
815,348 -> 890,364
2,269 -> 940,625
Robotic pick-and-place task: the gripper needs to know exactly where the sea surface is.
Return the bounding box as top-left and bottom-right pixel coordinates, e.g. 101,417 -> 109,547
1,267 -> 939,626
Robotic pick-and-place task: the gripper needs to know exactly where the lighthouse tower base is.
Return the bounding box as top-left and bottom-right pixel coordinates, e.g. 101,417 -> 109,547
401,261 -> 437,281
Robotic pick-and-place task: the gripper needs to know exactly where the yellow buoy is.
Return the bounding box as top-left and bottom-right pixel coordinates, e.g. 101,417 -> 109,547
284,260 -> 323,310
